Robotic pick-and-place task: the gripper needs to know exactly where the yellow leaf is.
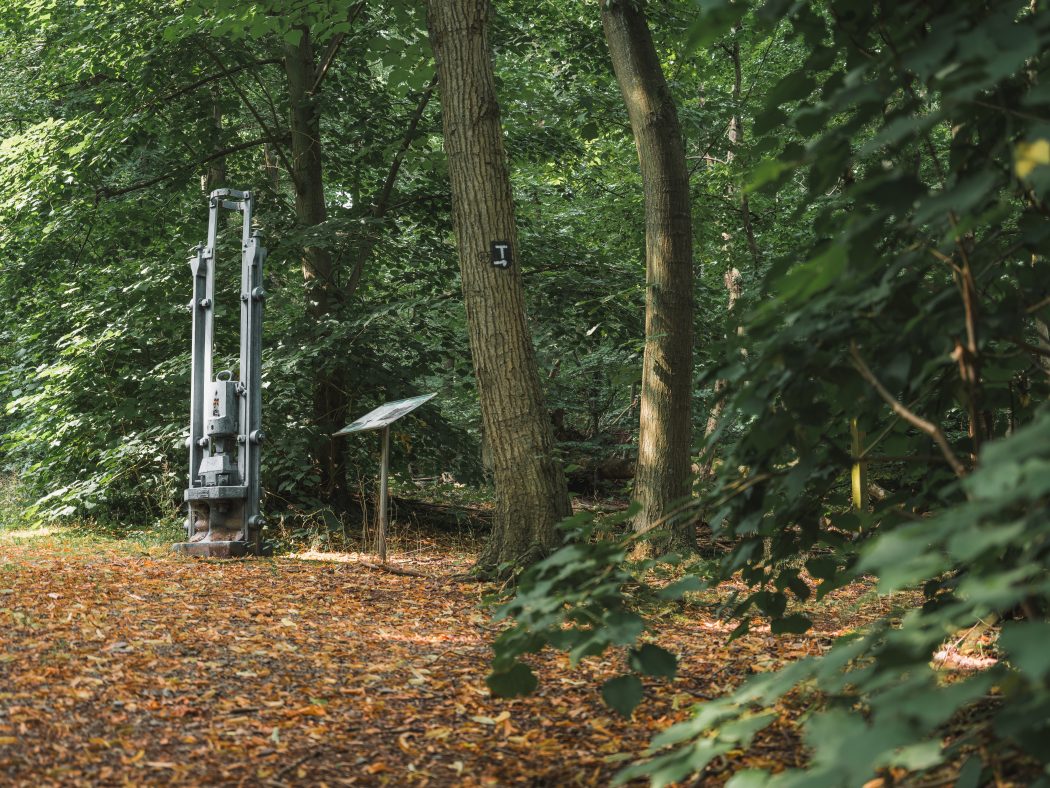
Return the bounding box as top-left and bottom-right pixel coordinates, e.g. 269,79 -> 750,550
397,732 -> 414,753
284,704 -> 326,717
0,737 -> 17,745
1015,138 -> 1050,178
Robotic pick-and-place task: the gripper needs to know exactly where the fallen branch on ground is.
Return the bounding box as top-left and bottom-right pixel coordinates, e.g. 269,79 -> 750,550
358,560 -> 426,578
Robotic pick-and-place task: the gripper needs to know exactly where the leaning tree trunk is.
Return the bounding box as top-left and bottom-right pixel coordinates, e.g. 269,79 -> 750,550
426,0 -> 571,575
285,28 -> 348,508
601,0 -> 695,553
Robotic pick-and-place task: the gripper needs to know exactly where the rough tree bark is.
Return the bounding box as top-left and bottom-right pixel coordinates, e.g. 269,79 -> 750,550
284,28 -> 348,507
426,0 -> 571,574
601,0 -> 695,552
1036,314 -> 1050,378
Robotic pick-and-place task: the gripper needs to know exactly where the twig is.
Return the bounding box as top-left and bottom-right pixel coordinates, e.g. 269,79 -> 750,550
151,58 -> 281,107
856,453 -> 958,464
342,73 -> 438,300
273,748 -> 322,782
358,560 -> 426,578
310,1 -> 366,94
203,48 -> 301,194
928,247 -> 962,274
96,137 -> 272,200
849,341 -> 967,478
311,33 -> 346,94
1026,294 -> 1050,314
1015,338 -> 1050,359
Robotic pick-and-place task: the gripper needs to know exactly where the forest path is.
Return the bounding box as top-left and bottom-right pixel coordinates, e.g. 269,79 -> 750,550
0,536 -> 869,785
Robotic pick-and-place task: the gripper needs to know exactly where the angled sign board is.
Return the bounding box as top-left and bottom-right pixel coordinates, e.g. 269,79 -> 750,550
333,393 -> 437,437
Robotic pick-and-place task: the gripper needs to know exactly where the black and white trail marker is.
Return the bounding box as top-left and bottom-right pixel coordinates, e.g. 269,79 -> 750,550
490,241 -> 512,269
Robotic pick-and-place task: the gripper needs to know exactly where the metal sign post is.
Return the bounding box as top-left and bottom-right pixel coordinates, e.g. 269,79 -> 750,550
174,189 -> 267,558
378,425 -> 390,561
334,393 -> 436,562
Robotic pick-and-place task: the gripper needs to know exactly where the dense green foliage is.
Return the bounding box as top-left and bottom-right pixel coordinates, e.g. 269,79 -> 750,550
0,0 -> 663,526
3,0 -> 1050,783
489,0 -> 1050,784
0,0 -> 750,529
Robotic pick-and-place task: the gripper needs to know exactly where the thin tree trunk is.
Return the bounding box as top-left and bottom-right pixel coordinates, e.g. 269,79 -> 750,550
601,0 -> 695,553
700,267 -> 743,482
1032,255 -> 1050,379
700,31 -> 754,484
204,84 -> 226,192
263,143 -> 281,192
285,27 -> 348,508
728,35 -> 761,271
426,0 -> 571,575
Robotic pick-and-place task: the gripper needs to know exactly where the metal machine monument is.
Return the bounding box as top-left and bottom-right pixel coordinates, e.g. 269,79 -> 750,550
173,189 -> 266,557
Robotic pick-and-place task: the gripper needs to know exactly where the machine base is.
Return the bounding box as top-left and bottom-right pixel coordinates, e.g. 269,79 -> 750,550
173,540 -> 251,558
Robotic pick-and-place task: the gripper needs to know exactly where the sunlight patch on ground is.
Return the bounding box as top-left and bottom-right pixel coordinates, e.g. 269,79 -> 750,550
1,526 -> 56,541
290,548 -> 416,566
289,548 -> 468,570
292,549 -> 382,562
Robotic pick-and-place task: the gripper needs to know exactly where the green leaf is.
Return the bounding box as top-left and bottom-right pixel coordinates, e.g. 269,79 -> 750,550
955,757 -> 984,788
486,662 -> 538,698
774,244 -> 847,303
603,609 -> 644,645
602,674 -> 643,717
725,769 -> 773,788
658,575 -> 703,599
770,614 -> 811,635
629,644 -> 677,678
1000,622 -> 1050,681
767,71 -> 815,108
685,0 -> 746,49
746,157 -> 797,193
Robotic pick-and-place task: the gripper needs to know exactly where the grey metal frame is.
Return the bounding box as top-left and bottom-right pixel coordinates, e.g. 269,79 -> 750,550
177,189 -> 266,557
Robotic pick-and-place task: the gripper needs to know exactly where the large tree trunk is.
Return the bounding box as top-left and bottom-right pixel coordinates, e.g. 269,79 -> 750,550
601,0 -> 695,553
284,28 -> 348,508
426,0 -> 571,575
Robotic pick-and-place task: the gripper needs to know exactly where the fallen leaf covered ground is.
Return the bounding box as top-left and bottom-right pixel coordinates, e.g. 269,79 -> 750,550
0,533 -> 894,786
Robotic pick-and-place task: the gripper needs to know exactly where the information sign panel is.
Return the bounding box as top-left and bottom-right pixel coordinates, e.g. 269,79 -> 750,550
333,392 -> 437,436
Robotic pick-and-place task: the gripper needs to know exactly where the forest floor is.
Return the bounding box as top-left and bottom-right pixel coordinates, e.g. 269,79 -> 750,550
0,525 -> 901,786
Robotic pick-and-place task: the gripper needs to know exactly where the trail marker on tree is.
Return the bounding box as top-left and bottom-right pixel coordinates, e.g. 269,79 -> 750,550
174,189 -> 267,558
490,240 -> 511,268
334,393 -> 436,562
